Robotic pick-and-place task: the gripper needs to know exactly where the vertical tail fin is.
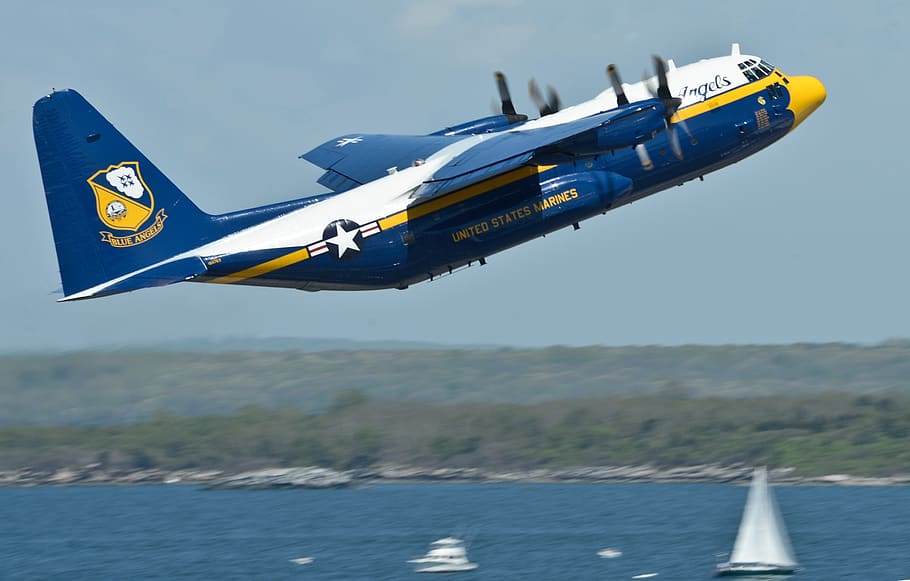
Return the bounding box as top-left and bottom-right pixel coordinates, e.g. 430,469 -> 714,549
33,89 -> 216,298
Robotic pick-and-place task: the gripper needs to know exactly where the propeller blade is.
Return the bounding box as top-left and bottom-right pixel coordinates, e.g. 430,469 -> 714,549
494,71 -> 517,116
668,124 -> 683,159
528,78 -> 548,115
546,85 -> 561,115
607,64 -> 629,106
635,143 -> 654,171
653,55 -> 673,101
652,55 -> 682,118
642,70 -> 658,98
529,78 -> 560,116
643,55 -> 684,159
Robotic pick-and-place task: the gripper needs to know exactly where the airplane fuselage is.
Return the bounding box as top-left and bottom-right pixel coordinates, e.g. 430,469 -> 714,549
33,46 -> 825,301
195,52 -> 823,292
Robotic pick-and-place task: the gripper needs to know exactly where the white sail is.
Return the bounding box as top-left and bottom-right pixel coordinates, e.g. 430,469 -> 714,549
729,467 -> 798,567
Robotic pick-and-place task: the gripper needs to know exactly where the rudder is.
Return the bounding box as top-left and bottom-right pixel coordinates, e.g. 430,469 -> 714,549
33,89 -> 215,298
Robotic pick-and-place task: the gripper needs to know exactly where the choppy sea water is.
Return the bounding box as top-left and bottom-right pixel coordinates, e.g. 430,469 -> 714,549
1,483 -> 908,580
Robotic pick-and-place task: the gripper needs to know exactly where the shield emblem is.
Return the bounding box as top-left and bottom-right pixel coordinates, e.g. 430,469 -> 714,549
87,161 -> 155,232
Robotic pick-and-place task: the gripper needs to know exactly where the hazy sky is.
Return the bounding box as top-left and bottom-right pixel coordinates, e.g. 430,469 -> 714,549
1,1 -> 906,351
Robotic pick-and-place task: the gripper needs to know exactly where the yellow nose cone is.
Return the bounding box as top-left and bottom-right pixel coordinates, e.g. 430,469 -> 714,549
787,75 -> 826,130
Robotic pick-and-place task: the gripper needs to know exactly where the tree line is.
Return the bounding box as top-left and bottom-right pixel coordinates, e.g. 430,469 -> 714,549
1,391 -> 908,477
1,342 -> 909,425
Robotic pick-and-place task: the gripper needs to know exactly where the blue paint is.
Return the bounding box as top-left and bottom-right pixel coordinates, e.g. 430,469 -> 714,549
34,75 -> 809,297
205,82 -> 797,290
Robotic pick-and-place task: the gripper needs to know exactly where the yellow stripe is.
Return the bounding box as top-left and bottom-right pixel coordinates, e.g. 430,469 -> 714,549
215,164 -> 557,285
379,164 -> 556,230
672,72 -> 783,123
207,248 -> 310,284
206,79 -> 781,287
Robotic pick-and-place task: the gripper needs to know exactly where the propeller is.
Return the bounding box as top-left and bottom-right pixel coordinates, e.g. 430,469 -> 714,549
493,71 -> 528,123
643,55 -> 684,159
494,71 -> 517,116
606,64 -> 629,106
528,78 -> 561,117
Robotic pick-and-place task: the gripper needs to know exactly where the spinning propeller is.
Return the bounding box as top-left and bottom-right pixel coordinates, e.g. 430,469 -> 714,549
607,55 -> 688,166
606,64 -> 629,106
528,78 -> 561,117
493,55 -> 689,162
493,71 -> 528,123
643,55 -> 685,159
493,71 -> 561,119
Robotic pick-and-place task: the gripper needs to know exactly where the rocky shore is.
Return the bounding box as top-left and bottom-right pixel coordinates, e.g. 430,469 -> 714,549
2,463 -> 909,488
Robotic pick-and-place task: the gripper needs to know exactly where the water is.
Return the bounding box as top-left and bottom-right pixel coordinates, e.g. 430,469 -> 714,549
1,483 -> 908,580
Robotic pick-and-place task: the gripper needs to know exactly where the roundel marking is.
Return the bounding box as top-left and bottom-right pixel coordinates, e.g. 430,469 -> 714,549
322,219 -> 363,260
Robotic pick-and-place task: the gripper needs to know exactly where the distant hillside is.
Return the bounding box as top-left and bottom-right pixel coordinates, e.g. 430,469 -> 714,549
2,393 -> 908,477
1,342 -> 909,425
139,337 -> 500,353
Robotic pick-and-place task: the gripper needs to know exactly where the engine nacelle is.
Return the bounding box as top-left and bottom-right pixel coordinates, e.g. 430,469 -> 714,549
430,113 -> 527,136
556,101 -> 667,156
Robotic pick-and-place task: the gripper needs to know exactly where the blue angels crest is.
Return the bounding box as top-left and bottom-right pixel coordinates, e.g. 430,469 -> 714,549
86,161 -> 166,247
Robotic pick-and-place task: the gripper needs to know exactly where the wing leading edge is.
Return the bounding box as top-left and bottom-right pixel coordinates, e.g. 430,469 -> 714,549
413,100 -> 666,201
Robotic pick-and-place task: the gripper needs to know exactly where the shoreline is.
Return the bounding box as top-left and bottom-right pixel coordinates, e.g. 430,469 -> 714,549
2,464 -> 909,488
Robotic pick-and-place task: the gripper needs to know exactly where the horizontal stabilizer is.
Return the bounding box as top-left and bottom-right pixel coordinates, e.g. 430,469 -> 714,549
60,256 -> 208,301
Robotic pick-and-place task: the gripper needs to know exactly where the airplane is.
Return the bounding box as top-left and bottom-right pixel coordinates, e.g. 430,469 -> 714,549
33,43 -> 825,301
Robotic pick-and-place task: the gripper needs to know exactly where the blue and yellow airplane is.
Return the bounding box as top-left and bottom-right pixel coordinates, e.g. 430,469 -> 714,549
34,44 -> 824,301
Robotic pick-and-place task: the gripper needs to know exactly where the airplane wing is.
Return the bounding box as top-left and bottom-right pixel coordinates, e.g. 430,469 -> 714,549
414,102 -> 661,200
300,134 -> 463,193
301,100 -> 663,199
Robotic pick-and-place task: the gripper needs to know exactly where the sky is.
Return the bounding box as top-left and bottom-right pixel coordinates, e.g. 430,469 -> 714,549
0,0 -> 907,351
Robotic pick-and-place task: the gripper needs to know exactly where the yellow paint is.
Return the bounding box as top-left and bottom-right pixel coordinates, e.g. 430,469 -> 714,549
207,71 -> 827,286
673,69 -> 825,134
673,72 -> 782,122
213,163 -> 557,284
87,161 -> 156,232
207,248 -> 310,284
533,187 -> 579,213
381,163 -> 557,230
99,209 -> 167,247
785,75 -> 826,130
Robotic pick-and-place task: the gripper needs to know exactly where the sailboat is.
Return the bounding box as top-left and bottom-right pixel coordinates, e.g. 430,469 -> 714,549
715,467 -> 799,577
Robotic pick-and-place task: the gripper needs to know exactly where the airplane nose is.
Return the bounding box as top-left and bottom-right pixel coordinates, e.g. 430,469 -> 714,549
787,75 -> 826,130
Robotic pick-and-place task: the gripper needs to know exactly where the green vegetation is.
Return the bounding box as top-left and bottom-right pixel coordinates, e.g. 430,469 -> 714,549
1,392 -> 908,477
2,343 -> 908,476
1,342 -> 909,425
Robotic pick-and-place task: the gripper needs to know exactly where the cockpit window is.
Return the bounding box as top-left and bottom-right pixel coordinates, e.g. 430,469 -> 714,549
738,58 -> 777,82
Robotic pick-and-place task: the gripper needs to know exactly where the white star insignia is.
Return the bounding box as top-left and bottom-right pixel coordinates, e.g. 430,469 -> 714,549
335,136 -> 363,148
327,223 -> 360,258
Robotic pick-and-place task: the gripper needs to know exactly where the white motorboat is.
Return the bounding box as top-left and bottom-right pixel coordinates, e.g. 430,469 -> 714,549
597,547 -> 622,559
409,537 -> 478,573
